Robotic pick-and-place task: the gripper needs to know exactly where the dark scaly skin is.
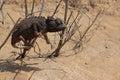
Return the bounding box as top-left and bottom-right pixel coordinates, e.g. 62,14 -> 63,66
11,16 -> 48,59
11,16 -> 47,49
10,16 -> 66,59
12,16 -> 66,49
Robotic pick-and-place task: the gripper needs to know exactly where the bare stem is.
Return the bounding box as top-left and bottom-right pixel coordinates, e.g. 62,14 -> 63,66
64,0 -> 69,22
24,0 -> 28,18
0,0 -> 5,24
66,11 -> 73,25
39,0 -> 44,16
30,0 -> 35,16
52,0 -> 62,17
0,0 -> 5,10
73,10 -> 102,49
7,13 -> 15,24
67,11 -> 80,33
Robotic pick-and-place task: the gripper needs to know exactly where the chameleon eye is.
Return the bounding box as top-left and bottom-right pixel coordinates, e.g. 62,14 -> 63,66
49,21 -> 56,27
55,18 -> 63,25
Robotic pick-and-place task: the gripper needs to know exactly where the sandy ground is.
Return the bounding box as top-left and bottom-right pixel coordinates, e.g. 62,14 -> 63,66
0,0 -> 120,80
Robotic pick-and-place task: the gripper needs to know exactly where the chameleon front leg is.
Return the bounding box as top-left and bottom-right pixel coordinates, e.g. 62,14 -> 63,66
42,33 -> 54,49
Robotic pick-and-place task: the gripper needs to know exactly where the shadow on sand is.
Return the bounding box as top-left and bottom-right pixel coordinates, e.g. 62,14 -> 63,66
0,60 -> 41,72
0,60 -> 41,80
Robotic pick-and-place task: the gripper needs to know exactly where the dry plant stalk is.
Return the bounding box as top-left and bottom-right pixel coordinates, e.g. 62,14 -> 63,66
64,12 -> 82,44
7,13 -> 15,24
48,2 -> 102,57
24,0 -> 28,18
39,0 -> 44,16
30,0 -> 35,16
52,0 -> 62,17
0,0 -> 5,10
67,11 -> 80,33
66,11 -> 73,25
0,0 -> 5,24
73,10 -> 102,49
24,0 -> 38,17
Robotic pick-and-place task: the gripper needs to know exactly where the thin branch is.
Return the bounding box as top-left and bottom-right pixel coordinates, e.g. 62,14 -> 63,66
52,0 -> 62,17
0,0 -> 5,10
66,11 -> 73,25
81,11 -> 101,41
73,10 -> 102,49
80,10 -> 91,25
67,11 -> 80,33
62,25 -> 82,47
71,11 -> 82,38
30,0 -> 35,16
0,8 -> 4,24
39,0 -> 44,16
64,0 -> 69,22
0,0 -> 5,24
24,0 -> 28,18
60,12 -> 82,48
7,13 -> 15,24
28,71 -> 36,80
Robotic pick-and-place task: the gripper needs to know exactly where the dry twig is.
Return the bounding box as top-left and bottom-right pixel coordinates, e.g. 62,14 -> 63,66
0,0 -> 5,24
73,10 -> 102,49
0,0 -> 5,10
39,0 -> 44,16
30,0 -> 35,16
52,0 -> 62,17
24,0 -> 28,18
7,13 -> 15,24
